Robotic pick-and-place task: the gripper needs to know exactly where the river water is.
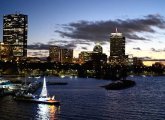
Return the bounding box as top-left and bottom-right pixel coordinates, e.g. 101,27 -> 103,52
1,76 -> 165,120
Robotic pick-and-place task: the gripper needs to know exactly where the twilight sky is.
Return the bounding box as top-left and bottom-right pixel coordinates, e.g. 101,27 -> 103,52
1,0 -> 165,58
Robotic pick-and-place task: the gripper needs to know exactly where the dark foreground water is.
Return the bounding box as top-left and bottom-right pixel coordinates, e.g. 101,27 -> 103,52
1,76 -> 165,120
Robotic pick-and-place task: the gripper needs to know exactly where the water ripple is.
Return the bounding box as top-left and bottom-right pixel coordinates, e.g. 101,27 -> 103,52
1,76 -> 165,119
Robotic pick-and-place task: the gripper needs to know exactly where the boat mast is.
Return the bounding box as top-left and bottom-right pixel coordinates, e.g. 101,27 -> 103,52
40,77 -> 48,97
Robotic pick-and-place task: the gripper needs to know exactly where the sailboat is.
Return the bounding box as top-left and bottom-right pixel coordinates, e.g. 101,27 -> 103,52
14,77 -> 60,105
38,77 -> 60,105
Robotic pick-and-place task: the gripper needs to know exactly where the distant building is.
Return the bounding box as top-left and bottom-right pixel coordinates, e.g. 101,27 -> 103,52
3,13 -> 28,60
125,54 -> 134,65
91,52 -> 107,63
109,56 -> 128,65
133,57 -> 143,66
72,57 -> 79,64
0,42 -> 12,61
49,46 -> 73,63
109,28 -> 127,65
79,51 -> 93,64
93,44 -> 107,63
60,48 -> 73,63
79,44 -> 107,64
110,29 -> 125,57
26,57 -> 41,63
49,46 -> 61,62
93,43 -> 103,53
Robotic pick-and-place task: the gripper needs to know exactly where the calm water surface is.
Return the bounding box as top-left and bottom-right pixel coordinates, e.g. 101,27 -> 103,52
1,76 -> 165,120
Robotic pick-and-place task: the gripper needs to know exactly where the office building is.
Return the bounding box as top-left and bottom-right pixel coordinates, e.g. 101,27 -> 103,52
79,44 -> 107,64
110,29 -> 125,57
60,48 -> 73,63
109,29 -> 127,65
49,46 -> 61,62
0,42 -> 12,61
49,46 -> 73,63
79,51 -> 93,64
3,14 -> 28,60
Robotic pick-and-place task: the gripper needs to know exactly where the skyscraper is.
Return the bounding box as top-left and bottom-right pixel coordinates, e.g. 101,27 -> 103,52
3,14 -> 28,60
110,29 -> 125,57
109,29 -> 127,65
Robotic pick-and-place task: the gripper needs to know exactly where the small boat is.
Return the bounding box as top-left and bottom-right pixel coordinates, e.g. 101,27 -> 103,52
38,77 -> 60,105
14,95 -> 60,105
14,77 -> 60,105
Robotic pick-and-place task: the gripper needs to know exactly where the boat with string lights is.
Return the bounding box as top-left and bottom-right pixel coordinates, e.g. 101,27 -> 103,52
14,77 -> 60,105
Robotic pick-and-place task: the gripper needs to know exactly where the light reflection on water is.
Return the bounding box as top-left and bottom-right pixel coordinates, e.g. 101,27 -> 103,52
2,76 -> 165,119
36,104 -> 60,120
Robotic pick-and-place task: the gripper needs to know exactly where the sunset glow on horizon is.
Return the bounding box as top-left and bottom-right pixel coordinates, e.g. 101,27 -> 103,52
1,0 -> 165,59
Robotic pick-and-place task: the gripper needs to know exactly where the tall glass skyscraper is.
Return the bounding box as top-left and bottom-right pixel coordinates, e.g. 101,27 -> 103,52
3,14 -> 28,59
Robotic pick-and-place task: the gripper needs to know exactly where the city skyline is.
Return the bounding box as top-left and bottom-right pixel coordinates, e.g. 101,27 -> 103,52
1,0 -> 165,59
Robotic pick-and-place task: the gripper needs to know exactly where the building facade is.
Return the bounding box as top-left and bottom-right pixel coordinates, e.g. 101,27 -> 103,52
79,44 -> 107,64
93,43 -> 103,53
49,46 -> 61,62
79,51 -> 93,64
3,14 -> 28,60
0,42 -> 12,61
60,48 -> 73,63
49,46 -> 73,63
110,31 -> 125,57
109,29 -> 127,65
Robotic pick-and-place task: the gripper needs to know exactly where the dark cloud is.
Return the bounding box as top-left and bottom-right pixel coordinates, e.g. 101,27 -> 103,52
48,39 -> 76,49
55,14 -> 165,42
139,57 -> 152,60
95,41 -> 108,45
158,41 -> 163,43
48,39 -> 69,45
27,43 -> 49,50
133,47 -> 141,50
150,48 -> 165,52
48,39 -> 90,45
81,47 -> 88,50
28,41 -> 76,50
151,48 -> 157,52
48,39 -> 92,49
60,43 -> 77,49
